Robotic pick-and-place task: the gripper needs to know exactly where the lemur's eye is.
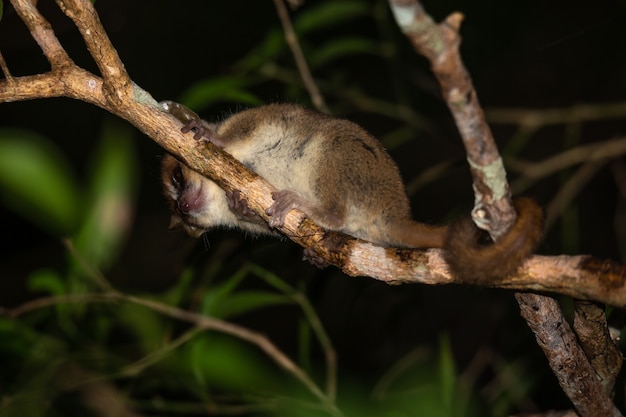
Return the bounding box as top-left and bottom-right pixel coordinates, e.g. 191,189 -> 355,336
171,164 -> 185,191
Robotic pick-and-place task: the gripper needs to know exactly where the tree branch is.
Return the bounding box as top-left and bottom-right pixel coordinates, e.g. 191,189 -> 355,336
388,1 -> 623,415
12,0 -> 71,67
572,300 -> 622,395
516,294 -> 621,417
272,0 -> 328,113
2,0 -> 625,413
1,0 -> 626,308
388,0 -> 514,234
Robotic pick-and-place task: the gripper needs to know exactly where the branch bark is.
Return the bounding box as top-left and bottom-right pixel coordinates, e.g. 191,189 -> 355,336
1,0 -> 625,338
572,300 -> 622,394
1,0 -> 625,310
2,0 -> 625,414
516,294 -> 621,417
388,1 -> 623,416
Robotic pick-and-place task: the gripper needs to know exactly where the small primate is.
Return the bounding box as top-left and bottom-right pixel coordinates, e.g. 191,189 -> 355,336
161,101 -> 543,280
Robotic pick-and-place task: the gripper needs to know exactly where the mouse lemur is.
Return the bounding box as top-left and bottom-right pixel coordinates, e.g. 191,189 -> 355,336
161,101 -> 543,280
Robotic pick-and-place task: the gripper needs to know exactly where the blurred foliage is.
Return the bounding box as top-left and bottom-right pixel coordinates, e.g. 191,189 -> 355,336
0,108 -> 500,415
2,0 -> 625,415
0,0 -> 505,413
0,129 -> 80,234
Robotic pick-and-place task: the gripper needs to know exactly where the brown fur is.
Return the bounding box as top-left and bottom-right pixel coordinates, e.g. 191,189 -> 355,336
161,102 -> 544,280
443,197 -> 544,281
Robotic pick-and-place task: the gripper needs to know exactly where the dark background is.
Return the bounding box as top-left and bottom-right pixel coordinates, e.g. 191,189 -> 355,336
1,0 -> 626,413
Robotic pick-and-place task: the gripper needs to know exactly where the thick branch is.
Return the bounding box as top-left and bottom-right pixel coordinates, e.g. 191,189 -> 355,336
516,294 -> 621,417
0,69 -> 105,106
2,0 -> 626,308
388,1 -> 624,414
3,1 -> 625,415
573,301 -> 622,395
388,0 -> 515,234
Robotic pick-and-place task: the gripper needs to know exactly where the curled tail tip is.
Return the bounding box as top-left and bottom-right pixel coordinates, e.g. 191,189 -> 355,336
444,198 -> 544,282
512,197 -> 545,252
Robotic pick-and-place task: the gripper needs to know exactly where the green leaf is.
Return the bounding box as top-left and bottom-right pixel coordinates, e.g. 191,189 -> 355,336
117,302 -> 168,353
310,37 -> 381,68
179,77 -> 262,110
209,290 -> 292,319
0,129 -> 80,234
0,318 -> 43,357
74,121 -> 137,270
248,263 -> 296,294
297,318 -> 312,372
161,267 -> 196,306
235,29 -> 285,72
197,263 -> 294,318
188,334 -> 278,391
294,1 -> 370,35
27,269 -> 66,296
200,265 -> 249,315
0,325 -> 68,417
437,334 -> 456,411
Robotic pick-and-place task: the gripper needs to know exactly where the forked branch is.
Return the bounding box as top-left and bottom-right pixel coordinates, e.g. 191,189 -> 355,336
388,1 -> 623,415
1,0 -> 626,306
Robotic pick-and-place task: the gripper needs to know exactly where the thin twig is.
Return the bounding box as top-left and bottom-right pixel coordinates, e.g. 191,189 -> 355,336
486,102 -> 626,128
248,264 -> 337,402
272,0 -> 328,113
10,0 -> 72,67
292,292 -> 337,402
545,160 -> 606,230
0,52 -> 13,80
509,136 -> 626,193
119,327 -> 202,377
510,411 -> 578,417
5,292 -> 341,415
128,294 -> 325,406
63,237 -> 118,293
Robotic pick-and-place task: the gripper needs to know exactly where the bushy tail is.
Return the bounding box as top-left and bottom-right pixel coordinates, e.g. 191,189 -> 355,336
386,220 -> 448,249
443,198 -> 544,282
